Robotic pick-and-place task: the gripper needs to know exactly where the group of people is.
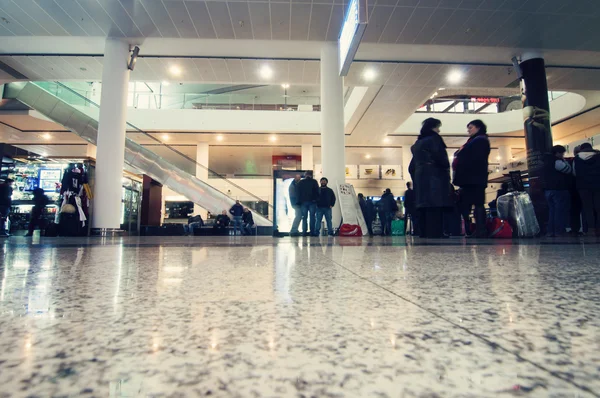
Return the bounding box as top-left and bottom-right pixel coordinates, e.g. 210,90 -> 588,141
357,189 -> 400,236
288,171 -> 336,237
213,200 -> 255,235
406,117 -> 491,239
543,143 -> 600,237
0,178 -> 49,237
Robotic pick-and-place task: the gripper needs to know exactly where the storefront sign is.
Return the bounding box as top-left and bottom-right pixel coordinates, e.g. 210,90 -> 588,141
339,0 -> 368,76
470,97 -> 500,103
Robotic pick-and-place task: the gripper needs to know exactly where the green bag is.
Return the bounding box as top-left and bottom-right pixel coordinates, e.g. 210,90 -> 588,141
391,219 -> 405,236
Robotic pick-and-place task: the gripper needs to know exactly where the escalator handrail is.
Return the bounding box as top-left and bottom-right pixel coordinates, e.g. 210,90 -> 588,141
48,81 -> 273,209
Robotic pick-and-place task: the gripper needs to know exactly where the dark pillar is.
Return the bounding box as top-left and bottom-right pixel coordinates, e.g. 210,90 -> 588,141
141,175 -> 162,226
520,54 -> 553,233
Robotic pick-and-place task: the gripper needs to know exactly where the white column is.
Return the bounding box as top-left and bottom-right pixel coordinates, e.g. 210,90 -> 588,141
402,146 -> 412,183
301,144 -> 313,171
92,39 -> 130,230
194,143 -> 209,218
320,42 -> 346,227
498,146 -> 512,169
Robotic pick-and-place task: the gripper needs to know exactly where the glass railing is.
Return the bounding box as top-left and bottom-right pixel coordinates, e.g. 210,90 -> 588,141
34,81 -> 272,217
48,82 -> 321,111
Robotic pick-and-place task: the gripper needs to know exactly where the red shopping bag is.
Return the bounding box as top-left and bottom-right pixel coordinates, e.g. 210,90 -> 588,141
339,224 -> 362,236
486,217 -> 513,239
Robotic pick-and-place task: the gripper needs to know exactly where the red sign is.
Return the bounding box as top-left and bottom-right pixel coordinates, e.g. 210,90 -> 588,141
471,97 -> 500,103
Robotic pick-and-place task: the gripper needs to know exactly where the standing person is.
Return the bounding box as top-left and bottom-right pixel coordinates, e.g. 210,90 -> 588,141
543,145 -> 572,237
573,143 -> 600,237
409,118 -> 452,239
403,182 -> 417,235
229,200 -> 244,236
452,119 -> 491,238
288,174 -> 303,236
314,177 -> 336,236
25,188 -> 49,237
296,170 -> 319,237
0,178 -> 14,237
358,193 -> 373,236
379,188 -> 398,236
242,207 -> 255,236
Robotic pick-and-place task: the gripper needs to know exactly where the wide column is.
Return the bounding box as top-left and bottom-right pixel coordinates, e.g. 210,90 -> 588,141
194,143 -> 209,218
301,144 -> 313,171
402,146 -> 413,183
520,53 -> 553,233
498,146 -> 512,170
92,39 -> 131,232
320,42 -> 346,227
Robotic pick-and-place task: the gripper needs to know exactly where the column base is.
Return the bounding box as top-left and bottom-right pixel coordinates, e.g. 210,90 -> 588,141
90,228 -> 124,237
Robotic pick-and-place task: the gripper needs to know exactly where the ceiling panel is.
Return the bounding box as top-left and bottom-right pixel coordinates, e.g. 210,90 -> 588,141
0,0 -> 48,36
290,3 -> 311,40
412,8 -> 452,44
308,3 -> 331,41
270,2 -> 290,40
54,0 -> 104,36
228,2 -> 254,39
184,0 -> 216,39
76,0 -> 125,37
396,7 -> 432,43
34,0 -> 88,36
225,59 -> 246,82
326,4 -> 344,41
248,2 -> 270,40
361,6 -> 391,43
119,0 -> 160,37
205,1 -> 235,39
193,59 -> 217,82
139,0 -> 179,37
210,58 -> 232,82
163,1 -> 198,38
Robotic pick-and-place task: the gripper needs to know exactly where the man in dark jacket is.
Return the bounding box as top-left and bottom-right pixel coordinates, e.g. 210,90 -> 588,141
288,174 -> 303,235
543,145 -> 572,237
573,143 -> 600,236
229,200 -> 244,236
0,178 -> 14,237
358,193 -> 373,236
379,188 -> 398,236
214,210 -> 230,234
295,171 -> 319,236
452,119 -> 491,238
314,177 -> 336,236
242,207 -> 255,235
403,182 -> 418,235
25,188 -> 49,237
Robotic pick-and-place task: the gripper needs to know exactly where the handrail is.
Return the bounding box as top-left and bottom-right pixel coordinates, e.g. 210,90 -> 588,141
48,81 -> 273,209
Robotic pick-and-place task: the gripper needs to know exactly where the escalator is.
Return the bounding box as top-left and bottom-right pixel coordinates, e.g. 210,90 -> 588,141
4,81 -> 273,227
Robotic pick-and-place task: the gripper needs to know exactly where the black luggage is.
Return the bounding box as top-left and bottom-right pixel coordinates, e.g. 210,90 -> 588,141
59,213 -> 82,237
44,222 -> 59,237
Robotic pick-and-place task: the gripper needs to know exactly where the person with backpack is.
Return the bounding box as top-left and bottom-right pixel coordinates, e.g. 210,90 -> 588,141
573,143 -> 600,237
25,188 -> 49,237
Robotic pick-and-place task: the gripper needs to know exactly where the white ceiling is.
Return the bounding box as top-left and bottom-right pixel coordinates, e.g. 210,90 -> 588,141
0,0 -> 598,52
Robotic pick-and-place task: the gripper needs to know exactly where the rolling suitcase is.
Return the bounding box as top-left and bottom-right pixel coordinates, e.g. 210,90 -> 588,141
497,192 -> 539,238
371,214 -> 383,235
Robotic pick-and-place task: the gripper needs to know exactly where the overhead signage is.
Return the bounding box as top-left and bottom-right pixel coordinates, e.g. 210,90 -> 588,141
471,97 -> 500,103
338,0 -> 368,76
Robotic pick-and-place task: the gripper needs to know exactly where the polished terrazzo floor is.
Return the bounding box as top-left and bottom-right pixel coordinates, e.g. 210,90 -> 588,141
0,235 -> 599,397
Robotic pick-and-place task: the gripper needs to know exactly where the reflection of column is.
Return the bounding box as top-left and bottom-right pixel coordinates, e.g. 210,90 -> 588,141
301,144 -> 313,171
498,146 -> 512,169
92,38 -> 130,231
320,42 -> 346,227
195,143 -> 209,217
520,53 -> 553,232
402,146 -> 412,182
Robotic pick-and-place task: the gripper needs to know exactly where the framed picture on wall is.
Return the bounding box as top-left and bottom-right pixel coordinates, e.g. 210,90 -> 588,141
381,165 -> 402,179
345,165 -> 357,179
359,165 -> 379,179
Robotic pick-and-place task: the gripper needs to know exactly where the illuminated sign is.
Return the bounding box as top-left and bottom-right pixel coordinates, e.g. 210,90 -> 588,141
338,0 -> 368,76
470,97 -> 500,103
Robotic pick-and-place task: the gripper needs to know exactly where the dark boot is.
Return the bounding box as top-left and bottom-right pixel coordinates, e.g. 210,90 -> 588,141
474,206 -> 488,238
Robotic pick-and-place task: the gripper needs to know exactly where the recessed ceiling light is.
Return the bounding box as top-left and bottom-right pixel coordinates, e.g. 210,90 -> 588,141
447,70 -> 464,84
41,133 -> 51,140
260,65 -> 273,79
162,81 -> 170,86
169,65 -> 182,76
363,68 -> 377,81
438,87 -> 446,91
365,154 -> 371,159
281,83 -> 290,89
162,134 -> 170,141
216,135 -> 224,141
383,137 -> 390,143
269,135 -> 277,142
496,155 -> 501,160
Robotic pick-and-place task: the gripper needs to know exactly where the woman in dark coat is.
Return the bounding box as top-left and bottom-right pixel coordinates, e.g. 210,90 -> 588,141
452,119 -> 491,238
409,118 -> 452,238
